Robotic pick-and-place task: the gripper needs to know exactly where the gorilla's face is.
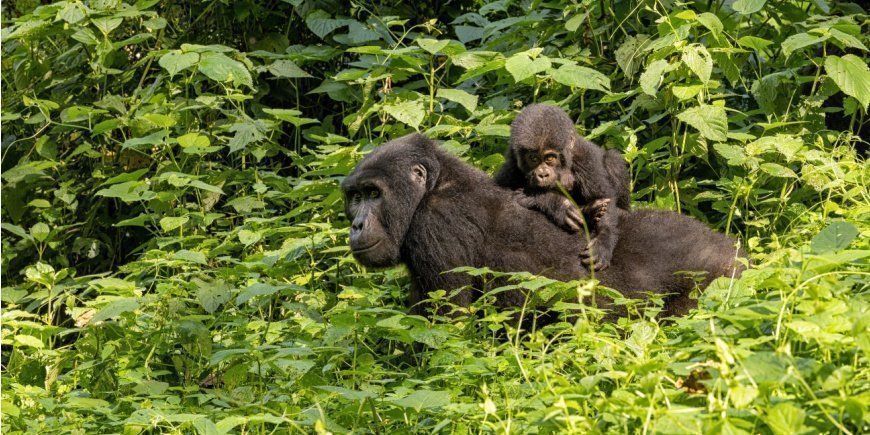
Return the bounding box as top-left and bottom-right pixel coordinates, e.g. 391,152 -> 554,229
342,137 -> 436,267
518,146 -> 565,189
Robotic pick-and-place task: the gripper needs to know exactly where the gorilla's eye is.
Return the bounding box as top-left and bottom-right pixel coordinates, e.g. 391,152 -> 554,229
350,192 -> 362,203
528,155 -> 540,164
545,155 -> 557,164
368,189 -> 380,199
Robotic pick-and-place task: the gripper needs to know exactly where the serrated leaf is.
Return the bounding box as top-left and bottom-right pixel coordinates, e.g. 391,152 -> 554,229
238,229 -> 262,246
614,35 -> 651,77
15,334 -> 45,349
383,99 -> 425,129
199,52 -> 253,88
417,38 -> 449,54
672,84 -> 703,100
640,59 -> 671,96
737,36 -> 774,51
550,64 -> 610,92
159,52 -> 199,77
159,216 -> 189,232
436,88 -> 478,113
91,298 -> 140,324
825,54 -> 870,109
177,133 -> 210,148
266,59 -> 312,78
760,163 -> 797,178
504,51 -> 551,82
677,104 -> 728,141
782,33 -> 829,57
195,279 -> 231,314
172,250 -> 208,264
30,222 -> 50,242
810,221 -> 859,253
766,403 -> 806,435
682,45 -> 712,83
391,390 -> 451,411
732,0 -> 766,14
696,13 -> 723,36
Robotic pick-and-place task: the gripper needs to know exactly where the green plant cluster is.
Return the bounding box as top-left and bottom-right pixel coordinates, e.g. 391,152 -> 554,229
1,0 -> 868,433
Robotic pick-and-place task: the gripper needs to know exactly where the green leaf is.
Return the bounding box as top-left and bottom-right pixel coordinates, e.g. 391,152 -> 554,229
160,216 -> 189,232
238,229 -> 262,246
15,334 -> 45,349
732,0 -> 766,14
782,33 -> 829,57
177,133 -> 210,148
266,59 -> 312,78
737,36 -> 774,51
236,283 -> 281,305
95,181 -> 156,203
765,403 -> 806,435
159,52 -> 200,77
810,221 -> 859,253
682,45 -> 712,83
57,3 -> 86,24
417,38 -> 449,54
825,54 -> 870,109
195,279 -> 231,314
30,222 -> 50,242
677,104 -> 728,141
436,88 -> 478,113
640,59 -> 672,96
383,99 -> 425,129
391,390 -> 451,411
614,35 -> 651,77
696,13 -> 723,36
504,50 -> 551,82
550,64 -> 611,92
172,250 -> 208,264
91,297 -> 140,324
672,84 -> 703,100
759,163 -> 797,178
199,52 -> 253,88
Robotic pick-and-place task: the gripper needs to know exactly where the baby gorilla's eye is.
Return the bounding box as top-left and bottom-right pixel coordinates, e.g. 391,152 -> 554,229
368,189 -> 380,199
545,155 -> 557,163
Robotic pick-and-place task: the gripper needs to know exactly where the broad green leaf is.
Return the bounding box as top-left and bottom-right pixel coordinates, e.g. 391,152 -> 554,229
195,279 -> 231,314
199,52 -> 253,88
30,222 -> 50,242
732,0 -> 766,14
305,10 -> 349,39
760,163 -> 797,178
15,334 -> 44,349
672,84 -> 703,100
391,390 -> 451,411
640,59 -> 672,96
159,216 -> 189,232
383,99 -> 425,129
172,250 -> 208,264
782,33 -> 829,57
95,181 -> 156,203
57,3 -> 86,23
829,28 -> 868,52
437,88 -> 478,113
159,51 -> 199,77
737,36 -> 774,51
810,221 -> 859,253
677,104 -> 728,141
696,13 -> 723,36
266,59 -> 312,78
263,108 -> 318,127
550,64 -> 611,92
177,133 -> 210,148
682,45 -> 712,83
614,35 -> 651,76
417,38 -> 449,54
91,297 -> 140,324
825,54 -> 870,109
238,229 -> 262,246
504,50 -> 551,82
765,403 -> 806,435
236,283 -> 281,305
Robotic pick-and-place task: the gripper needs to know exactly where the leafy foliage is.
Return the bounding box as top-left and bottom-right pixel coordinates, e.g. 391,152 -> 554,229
1,0 -> 868,433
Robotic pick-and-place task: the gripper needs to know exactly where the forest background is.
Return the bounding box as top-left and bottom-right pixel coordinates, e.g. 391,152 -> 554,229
1,0 -> 868,433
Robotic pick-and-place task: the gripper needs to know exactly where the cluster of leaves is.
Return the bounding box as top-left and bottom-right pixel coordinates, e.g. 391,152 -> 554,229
1,0 -> 867,433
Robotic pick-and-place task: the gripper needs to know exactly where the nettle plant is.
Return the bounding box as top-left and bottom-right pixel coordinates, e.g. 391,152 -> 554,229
1,0 -> 867,433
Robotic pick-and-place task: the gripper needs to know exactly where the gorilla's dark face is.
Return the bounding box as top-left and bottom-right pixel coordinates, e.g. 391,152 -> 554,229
341,136 -> 438,267
510,105 -> 577,190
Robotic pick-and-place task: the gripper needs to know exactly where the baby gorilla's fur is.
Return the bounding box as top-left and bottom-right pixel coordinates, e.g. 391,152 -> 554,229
495,104 -> 630,271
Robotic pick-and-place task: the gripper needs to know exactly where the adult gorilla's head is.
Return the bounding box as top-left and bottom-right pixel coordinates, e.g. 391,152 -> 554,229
341,134 -> 441,267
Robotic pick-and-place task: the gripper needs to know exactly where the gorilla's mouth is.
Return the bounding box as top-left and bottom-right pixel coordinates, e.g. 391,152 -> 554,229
352,240 -> 382,253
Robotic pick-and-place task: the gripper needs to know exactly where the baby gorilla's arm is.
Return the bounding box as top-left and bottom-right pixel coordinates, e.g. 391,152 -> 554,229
513,191 -> 585,233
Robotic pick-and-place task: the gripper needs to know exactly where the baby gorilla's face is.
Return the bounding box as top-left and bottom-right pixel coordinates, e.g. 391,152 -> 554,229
517,147 -> 573,190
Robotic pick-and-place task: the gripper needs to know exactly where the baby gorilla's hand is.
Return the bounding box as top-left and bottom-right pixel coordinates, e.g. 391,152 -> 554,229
581,236 -> 612,271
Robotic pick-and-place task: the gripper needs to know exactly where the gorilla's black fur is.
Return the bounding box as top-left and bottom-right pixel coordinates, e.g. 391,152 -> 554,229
342,134 -> 744,317
495,104 -> 631,271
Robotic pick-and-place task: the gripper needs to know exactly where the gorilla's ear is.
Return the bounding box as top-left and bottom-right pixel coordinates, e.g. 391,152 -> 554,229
414,157 -> 441,191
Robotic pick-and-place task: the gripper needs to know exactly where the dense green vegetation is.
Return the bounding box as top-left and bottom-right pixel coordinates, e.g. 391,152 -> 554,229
2,0 -> 868,433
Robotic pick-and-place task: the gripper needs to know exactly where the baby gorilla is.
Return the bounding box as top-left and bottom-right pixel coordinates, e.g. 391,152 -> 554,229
495,104 -> 630,270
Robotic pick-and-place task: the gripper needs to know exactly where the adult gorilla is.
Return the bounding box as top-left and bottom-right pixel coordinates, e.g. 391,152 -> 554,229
342,134 -> 743,317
